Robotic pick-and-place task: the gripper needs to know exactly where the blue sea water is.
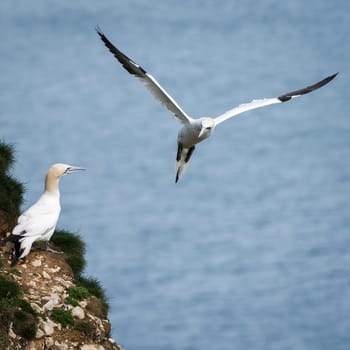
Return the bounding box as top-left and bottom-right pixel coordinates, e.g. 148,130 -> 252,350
1,1 -> 350,349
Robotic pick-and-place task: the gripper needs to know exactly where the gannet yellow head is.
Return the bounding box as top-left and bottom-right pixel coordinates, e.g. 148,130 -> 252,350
45,163 -> 85,192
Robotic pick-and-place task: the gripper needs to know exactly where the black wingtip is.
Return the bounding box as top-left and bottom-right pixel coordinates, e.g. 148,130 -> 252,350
331,72 -> 339,78
96,28 -> 148,78
95,26 -> 107,42
95,25 -> 103,35
278,72 -> 338,102
321,72 -> 338,84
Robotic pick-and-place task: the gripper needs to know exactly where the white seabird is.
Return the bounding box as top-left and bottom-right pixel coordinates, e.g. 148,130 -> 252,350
96,27 -> 337,182
3,163 -> 85,266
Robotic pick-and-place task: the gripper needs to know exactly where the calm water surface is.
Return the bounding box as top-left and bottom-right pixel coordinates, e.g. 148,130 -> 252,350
1,1 -> 350,349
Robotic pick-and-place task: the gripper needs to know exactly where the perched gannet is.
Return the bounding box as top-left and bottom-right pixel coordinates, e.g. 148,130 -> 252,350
3,163 -> 85,266
96,27 -> 337,182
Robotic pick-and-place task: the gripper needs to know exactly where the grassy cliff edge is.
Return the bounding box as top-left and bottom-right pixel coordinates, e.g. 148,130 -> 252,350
0,141 -> 123,350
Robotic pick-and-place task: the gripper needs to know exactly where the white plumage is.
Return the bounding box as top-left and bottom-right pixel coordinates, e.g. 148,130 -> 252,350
4,163 -> 85,266
96,27 -> 337,182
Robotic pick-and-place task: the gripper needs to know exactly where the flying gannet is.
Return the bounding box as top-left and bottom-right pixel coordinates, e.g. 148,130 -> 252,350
96,27 -> 337,182
3,163 -> 85,266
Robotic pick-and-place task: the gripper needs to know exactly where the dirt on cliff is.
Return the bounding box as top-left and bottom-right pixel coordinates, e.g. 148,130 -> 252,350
0,235 -> 123,350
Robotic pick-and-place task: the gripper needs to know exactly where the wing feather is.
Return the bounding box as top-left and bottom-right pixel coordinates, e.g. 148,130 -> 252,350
96,27 -> 192,125
12,196 -> 59,238
215,73 -> 338,125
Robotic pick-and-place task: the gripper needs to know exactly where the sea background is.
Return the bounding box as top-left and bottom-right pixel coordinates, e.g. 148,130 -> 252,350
1,1 -> 349,349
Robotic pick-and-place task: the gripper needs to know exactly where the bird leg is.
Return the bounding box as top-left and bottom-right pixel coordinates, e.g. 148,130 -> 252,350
45,241 -> 64,254
31,241 -> 42,250
176,142 -> 183,162
185,146 -> 195,163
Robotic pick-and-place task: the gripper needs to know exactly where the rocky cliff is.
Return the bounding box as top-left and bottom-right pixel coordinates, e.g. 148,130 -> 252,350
0,245 -> 122,350
0,142 -> 124,350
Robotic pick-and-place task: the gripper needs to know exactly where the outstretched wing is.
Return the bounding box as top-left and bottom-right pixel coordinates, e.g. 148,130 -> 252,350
214,73 -> 338,125
96,27 -> 193,125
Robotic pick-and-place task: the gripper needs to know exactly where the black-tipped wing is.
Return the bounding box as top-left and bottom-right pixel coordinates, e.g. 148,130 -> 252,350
278,73 -> 338,102
96,27 -> 192,125
214,73 -> 338,125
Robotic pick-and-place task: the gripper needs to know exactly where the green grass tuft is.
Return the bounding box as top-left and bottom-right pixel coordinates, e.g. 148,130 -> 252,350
17,299 -> 37,316
0,275 -> 22,302
51,230 -> 86,275
66,286 -> 89,306
77,276 -> 109,314
0,329 -> 9,348
14,310 -> 26,321
68,286 -> 89,301
50,307 -> 74,328
10,268 -> 21,276
0,275 -> 38,340
66,255 -> 86,276
76,276 -> 105,300
65,296 -> 79,307
0,141 -> 15,173
0,142 -> 24,222
50,230 -> 110,313
0,174 -> 24,226
74,320 -> 94,334
13,310 -> 37,340
16,322 -> 36,340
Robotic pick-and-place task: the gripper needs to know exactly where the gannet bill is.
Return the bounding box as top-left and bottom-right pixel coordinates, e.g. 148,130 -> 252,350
3,163 -> 85,266
96,27 -> 337,182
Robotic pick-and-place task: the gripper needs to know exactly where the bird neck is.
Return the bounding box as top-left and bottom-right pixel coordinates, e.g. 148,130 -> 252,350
45,172 -> 60,194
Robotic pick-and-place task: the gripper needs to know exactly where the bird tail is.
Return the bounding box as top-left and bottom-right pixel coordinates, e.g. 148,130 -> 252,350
175,144 -> 195,183
3,233 -> 36,266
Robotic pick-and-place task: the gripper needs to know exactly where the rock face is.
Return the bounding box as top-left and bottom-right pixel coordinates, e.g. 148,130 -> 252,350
0,143 -> 124,350
0,248 -> 123,350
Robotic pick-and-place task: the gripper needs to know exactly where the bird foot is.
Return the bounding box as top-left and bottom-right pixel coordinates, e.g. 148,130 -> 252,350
31,242 -> 42,250
45,246 -> 64,254
31,241 -> 62,253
